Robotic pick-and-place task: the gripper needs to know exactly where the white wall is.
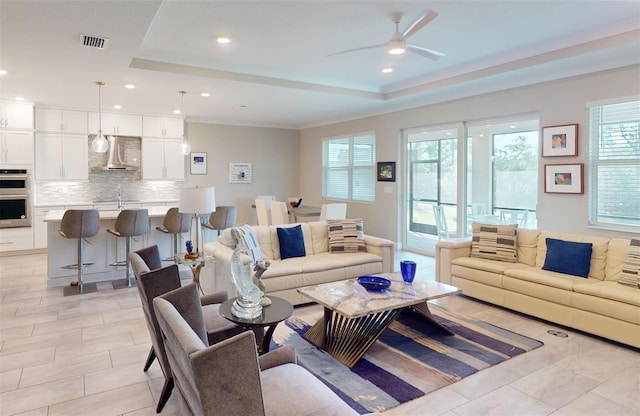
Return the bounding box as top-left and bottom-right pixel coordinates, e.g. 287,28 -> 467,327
183,122 -> 300,226
299,65 -> 640,243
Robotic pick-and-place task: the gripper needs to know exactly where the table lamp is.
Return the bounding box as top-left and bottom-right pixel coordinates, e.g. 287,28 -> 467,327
179,186 -> 216,256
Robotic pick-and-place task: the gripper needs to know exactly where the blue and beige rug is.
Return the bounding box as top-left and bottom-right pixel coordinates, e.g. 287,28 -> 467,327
271,304 -> 543,414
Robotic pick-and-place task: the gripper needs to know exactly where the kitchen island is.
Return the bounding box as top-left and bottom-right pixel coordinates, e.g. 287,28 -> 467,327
43,206 -> 188,287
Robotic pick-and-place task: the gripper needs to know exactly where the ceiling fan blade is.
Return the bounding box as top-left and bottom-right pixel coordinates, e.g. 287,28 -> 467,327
327,43 -> 386,57
407,44 -> 446,60
401,9 -> 438,39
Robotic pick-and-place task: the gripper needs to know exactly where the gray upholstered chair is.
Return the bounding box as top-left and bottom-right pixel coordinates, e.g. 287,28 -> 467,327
107,209 -> 149,288
153,283 -> 375,416
58,209 -> 100,296
129,246 -> 242,413
202,205 -> 237,236
155,207 -> 192,261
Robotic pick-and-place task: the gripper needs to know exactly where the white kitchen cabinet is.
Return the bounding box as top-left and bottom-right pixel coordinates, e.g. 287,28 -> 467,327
142,138 -> 185,180
0,102 -> 33,130
0,227 -> 33,252
34,206 -> 61,248
88,112 -> 142,136
35,133 -> 88,180
35,108 -> 87,133
0,130 -> 33,166
143,116 -> 184,138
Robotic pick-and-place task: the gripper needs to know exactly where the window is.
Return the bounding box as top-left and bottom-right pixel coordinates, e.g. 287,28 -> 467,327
589,99 -> 640,229
322,132 -> 375,202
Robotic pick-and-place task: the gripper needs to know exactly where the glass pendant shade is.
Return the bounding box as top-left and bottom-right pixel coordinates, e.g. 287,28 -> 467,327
181,136 -> 191,155
92,131 -> 108,153
92,81 -> 108,153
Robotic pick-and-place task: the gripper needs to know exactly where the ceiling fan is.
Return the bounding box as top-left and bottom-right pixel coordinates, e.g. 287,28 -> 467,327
328,9 -> 445,61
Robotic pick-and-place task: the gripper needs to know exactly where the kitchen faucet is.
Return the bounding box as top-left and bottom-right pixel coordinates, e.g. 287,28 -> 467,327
117,186 -> 123,209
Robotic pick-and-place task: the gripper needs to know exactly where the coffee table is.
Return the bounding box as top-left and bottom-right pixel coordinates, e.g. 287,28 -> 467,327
298,273 -> 461,367
218,296 -> 293,354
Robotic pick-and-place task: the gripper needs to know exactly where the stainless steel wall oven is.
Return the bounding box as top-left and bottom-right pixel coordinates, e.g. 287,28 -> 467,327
0,169 -> 31,228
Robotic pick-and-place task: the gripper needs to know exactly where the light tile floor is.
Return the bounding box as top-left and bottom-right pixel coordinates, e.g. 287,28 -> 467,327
0,252 -> 638,415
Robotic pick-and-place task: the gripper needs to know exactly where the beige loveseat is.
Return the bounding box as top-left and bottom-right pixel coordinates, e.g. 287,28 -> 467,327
202,221 -> 395,305
436,229 -> 640,348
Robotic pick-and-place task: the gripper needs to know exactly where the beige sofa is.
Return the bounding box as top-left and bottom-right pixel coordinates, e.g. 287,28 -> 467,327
436,229 -> 640,348
202,221 -> 395,305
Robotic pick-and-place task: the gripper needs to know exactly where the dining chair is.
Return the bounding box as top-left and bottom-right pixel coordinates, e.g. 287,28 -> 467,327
270,200 -> 290,225
319,203 -> 347,220
255,198 -> 271,226
499,209 -> 529,227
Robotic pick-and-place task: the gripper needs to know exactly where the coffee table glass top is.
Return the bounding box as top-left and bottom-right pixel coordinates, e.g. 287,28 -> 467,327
298,273 -> 460,318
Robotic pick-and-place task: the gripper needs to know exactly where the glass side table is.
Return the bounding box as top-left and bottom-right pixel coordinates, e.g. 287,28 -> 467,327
174,254 -> 213,295
218,296 -> 293,354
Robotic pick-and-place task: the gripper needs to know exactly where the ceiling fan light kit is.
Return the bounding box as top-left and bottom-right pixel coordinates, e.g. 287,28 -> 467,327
329,9 -> 445,62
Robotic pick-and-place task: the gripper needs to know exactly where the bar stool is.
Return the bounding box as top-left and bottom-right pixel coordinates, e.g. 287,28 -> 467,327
59,209 -> 100,296
155,207 -> 192,261
107,209 -> 149,289
202,205 -> 237,237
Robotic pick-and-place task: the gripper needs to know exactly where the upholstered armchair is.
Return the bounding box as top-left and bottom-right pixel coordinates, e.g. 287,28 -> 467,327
154,283 -> 376,416
129,246 -> 243,413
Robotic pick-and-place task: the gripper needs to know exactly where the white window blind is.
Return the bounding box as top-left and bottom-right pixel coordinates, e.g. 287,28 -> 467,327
323,133 -> 375,202
589,100 -> 640,229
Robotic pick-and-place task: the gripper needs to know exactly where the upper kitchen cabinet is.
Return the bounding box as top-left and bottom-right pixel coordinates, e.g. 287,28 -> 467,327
143,116 -> 184,138
88,112 -> 142,136
35,108 -> 87,133
35,133 -> 88,180
0,102 -> 33,130
141,138 -> 184,180
0,130 -> 34,166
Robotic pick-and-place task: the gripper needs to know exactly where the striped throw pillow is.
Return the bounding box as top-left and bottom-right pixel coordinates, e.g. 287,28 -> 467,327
327,219 -> 366,253
619,238 -> 640,288
470,222 -> 518,263
231,225 -> 264,264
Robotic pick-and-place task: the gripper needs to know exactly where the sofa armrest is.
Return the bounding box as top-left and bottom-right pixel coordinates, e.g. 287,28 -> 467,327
435,238 -> 472,284
364,235 -> 395,273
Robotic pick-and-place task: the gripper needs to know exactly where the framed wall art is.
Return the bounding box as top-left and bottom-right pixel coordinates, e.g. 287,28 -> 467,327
377,161 -> 396,182
544,163 -> 584,194
229,162 -> 252,183
190,152 -> 207,175
541,124 -> 578,157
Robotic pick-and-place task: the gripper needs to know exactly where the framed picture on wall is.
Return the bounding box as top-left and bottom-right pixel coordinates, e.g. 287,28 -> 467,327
190,152 -> 207,175
544,163 -> 584,194
377,161 -> 396,182
541,124 -> 578,157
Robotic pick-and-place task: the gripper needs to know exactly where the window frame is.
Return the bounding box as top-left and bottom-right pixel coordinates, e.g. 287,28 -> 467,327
588,97 -> 640,232
322,132 -> 376,203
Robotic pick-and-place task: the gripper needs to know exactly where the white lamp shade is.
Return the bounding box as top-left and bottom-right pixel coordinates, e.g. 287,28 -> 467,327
179,186 -> 216,214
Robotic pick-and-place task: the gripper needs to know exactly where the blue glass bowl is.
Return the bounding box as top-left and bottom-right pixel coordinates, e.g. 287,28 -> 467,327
357,276 -> 391,292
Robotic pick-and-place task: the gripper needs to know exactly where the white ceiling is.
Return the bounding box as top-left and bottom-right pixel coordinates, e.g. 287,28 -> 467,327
1,0 -> 639,129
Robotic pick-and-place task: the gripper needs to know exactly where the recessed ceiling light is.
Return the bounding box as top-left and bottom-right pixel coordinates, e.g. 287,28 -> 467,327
113,105 -> 122,110
0,69 -> 7,75
124,84 -> 135,89
173,109 -> 181,114
14,96 -> 24,101
510,125 -> 517,129
200,92 -> 210,97
216,36 -> 230,44
382,68 -> 393,74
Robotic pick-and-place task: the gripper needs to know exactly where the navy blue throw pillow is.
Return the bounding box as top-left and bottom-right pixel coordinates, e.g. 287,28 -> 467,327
542,238 -> 593,278
277,224 -> 306,260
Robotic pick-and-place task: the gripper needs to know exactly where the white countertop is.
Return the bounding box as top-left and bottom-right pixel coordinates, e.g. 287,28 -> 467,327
44,206 -> 171,222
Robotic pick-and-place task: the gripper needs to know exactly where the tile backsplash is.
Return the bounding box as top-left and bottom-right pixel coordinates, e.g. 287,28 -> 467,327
35,138 -> 183,205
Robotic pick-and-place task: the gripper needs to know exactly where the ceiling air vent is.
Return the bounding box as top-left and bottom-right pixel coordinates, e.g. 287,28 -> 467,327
79,34 -> 109,49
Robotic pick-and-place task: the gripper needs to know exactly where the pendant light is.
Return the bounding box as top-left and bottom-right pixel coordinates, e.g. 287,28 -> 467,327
178,91 -> 192,155
91,81 -> 108,153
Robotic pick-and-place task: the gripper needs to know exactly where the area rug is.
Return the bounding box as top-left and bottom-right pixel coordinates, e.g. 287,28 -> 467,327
270,304 -> 543,414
